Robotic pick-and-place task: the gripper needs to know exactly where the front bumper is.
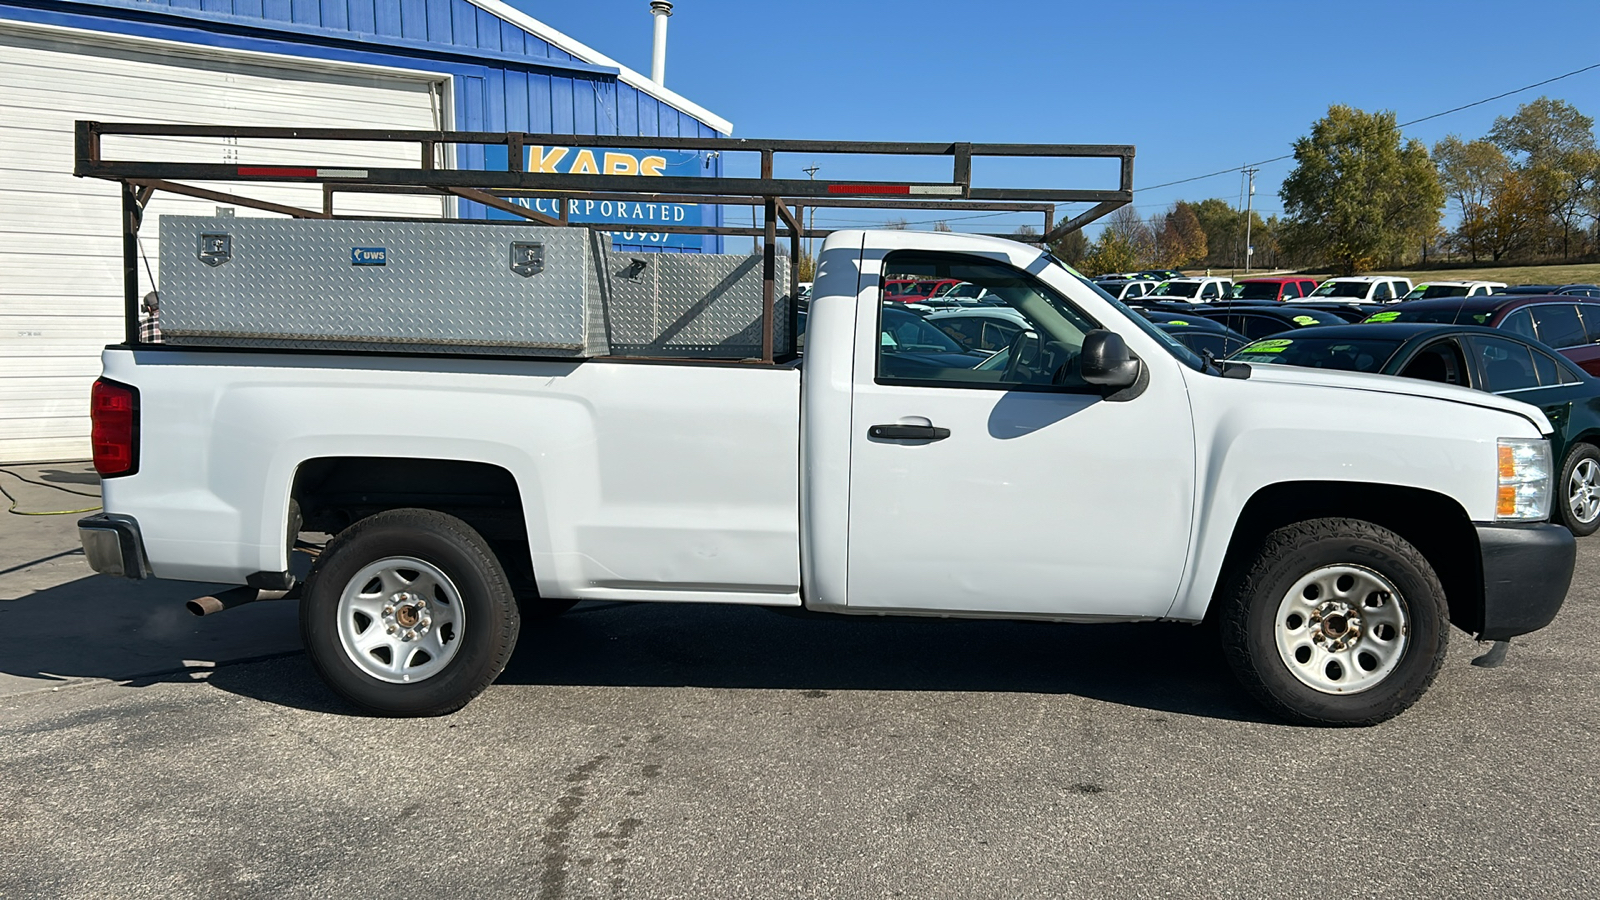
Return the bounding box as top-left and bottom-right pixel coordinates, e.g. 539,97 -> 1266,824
1476,523 -> 1574,641
78,513 -> 150,580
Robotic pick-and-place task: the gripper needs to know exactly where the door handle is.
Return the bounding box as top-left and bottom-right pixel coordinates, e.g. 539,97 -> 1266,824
869,424 -> 951,441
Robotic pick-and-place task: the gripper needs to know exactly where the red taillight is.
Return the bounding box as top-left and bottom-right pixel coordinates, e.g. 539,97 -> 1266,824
91,378 -> 138,477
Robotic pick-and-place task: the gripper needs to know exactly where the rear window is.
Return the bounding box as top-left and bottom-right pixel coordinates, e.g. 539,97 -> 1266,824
1364,306 -> 1492,325
1312,281 -> 1371,298
1530,304 -> 1586,349
1155,281 -> 1201,298
1408,284 -> 1471,299
1234,282 -> 1283,300
1230,336 -> 1404,372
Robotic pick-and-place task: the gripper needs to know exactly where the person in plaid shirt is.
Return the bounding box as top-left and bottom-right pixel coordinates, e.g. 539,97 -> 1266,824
139,291 -> 162,343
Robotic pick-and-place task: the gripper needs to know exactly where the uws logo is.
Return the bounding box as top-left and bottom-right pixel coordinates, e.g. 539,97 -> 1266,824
527,147 -> 668,177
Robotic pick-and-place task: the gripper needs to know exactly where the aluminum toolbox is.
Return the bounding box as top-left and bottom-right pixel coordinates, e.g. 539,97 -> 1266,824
157,216 -> 791,359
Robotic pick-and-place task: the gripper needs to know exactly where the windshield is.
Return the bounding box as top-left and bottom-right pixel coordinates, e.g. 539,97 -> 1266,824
1311,281 -> 1370,298
1154,281 -> 1201,297
1046,255 -> 1208,372
1230,335 -> 1405,372
1363,306 -> 1490,325
1233,282 -> 1284,300
1403,284 -> 1470,300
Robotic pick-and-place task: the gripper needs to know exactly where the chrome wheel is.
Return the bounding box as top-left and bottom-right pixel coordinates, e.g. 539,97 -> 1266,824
1273,565 -> 1408,695
1568,458 -> 1600,525
336,556 -> 465,684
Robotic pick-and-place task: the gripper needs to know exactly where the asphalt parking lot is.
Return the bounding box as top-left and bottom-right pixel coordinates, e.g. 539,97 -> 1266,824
3,463 -> 1597,899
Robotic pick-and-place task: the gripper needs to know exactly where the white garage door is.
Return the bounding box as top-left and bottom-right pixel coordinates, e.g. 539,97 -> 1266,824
0,20 -> 449,463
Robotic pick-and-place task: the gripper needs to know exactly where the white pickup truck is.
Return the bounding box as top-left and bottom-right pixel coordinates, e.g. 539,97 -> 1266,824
72,123 -> 1574,727
79,227 -> 1576,727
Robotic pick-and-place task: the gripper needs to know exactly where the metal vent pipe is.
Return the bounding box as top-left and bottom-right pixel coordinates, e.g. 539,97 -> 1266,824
649,1 -> 672,85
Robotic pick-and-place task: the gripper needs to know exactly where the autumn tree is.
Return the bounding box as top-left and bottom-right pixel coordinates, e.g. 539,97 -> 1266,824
1050,227 -> 1089,265
1488,97 -> 1599,258
1158,201 -> 1208,267
1433,135 -> 1510,262
1280,105 -> 1444,274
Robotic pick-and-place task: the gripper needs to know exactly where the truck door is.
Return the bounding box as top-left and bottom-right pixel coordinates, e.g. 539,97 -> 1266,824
844,247 -> 1197,618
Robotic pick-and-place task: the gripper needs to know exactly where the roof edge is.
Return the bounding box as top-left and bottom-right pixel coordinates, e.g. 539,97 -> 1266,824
463,0 -> 733,136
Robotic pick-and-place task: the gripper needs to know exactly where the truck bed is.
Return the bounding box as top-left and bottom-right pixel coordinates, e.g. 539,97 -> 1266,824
100,347 -> 802,605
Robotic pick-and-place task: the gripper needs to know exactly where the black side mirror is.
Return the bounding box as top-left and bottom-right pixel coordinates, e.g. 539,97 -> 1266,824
1080,330 -> 1140,389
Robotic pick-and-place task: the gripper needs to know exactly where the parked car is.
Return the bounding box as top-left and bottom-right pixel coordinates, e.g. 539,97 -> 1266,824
1231,276 -> 1322,301
1156,321 -> 1251,358
1184,303 -> 1346,340
1096,279 -> 1161,301
925,307 -> 1029,353
1494,284 -> 1600,298
1275,300 -> 1383,323
1306,276 -> 1413,303
1148,276 -> 1234,302
1230,322 -> 1600,535
1400,281 -> 1506,300
883,278 -> 961,300
1139,269 -> 1184,282
1361,294 -> 1600,376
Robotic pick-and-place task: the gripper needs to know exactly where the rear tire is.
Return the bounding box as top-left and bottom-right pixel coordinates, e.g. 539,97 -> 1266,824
300,508 -> 520,716
1220,517 -> 1448,727
1554,444 -> 1600,537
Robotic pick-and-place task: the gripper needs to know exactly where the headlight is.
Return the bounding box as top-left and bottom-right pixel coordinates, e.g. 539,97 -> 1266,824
1497,437 -> 1552,521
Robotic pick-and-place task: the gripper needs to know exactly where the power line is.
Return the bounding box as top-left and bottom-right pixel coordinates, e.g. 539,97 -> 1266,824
1132,60 -> 1600,196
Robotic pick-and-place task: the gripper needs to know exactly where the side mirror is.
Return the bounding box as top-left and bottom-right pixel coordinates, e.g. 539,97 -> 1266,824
1080,330 -> 1141,388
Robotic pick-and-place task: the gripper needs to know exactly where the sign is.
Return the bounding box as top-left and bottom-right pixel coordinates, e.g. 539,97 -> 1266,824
481,145 -> 713,249
351,247 -> 387,266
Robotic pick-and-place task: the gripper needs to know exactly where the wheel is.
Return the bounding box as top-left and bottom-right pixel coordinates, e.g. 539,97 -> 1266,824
1555,444 -> 1600,537
1219,518 -> 1448,727
300,508 -> 520,716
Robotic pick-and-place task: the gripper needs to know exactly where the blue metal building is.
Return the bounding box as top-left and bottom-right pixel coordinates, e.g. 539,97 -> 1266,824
0,0 -> 731,460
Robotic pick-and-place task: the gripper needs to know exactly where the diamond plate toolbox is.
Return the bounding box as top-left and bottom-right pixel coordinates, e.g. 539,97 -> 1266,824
600,250 -> 792,358
158,217 -> 594,355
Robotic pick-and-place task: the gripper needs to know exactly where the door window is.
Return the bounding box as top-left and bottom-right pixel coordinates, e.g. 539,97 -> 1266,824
1200,282 -> 1220,300
878,252 -> 1097,389
1373,281 -> 1393,301
1499,308 -> 1537,340
1530,304 -> 1586,349
1398,340 -> 1469,386
1577,304 -> 1600,343
1471,336 -> 1539,392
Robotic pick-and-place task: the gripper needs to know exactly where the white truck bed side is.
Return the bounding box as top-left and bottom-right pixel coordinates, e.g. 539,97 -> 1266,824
99,349 -> 802,605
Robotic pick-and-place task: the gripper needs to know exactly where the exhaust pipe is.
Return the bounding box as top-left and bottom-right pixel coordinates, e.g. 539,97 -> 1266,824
649,0 -> 672,85
187,585 -> 293,617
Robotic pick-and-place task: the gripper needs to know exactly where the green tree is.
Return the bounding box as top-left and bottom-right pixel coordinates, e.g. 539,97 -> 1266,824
1049,227 -> 1089,265
1433,135 -> 1510,262
1080,228 -> 1141,276
1190,198 -> 1266,269
1280,105 -> 1444,274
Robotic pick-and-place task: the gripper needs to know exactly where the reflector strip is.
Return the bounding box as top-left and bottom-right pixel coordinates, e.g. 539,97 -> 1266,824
238,166 -> 316,177
318,169 -> 368,178
909,185 -> 964,196
828,184 -> 909,195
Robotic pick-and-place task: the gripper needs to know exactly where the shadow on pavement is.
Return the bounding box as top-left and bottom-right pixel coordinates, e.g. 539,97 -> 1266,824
205,600 -> 1274,725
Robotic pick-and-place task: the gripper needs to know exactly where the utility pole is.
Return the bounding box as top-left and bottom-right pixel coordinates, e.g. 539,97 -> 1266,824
802,164 -> 820,268
1243,166 -> 1258,275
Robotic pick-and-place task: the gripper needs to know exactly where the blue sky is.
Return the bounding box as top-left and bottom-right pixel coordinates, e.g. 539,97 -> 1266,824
512,0 -> 1600,235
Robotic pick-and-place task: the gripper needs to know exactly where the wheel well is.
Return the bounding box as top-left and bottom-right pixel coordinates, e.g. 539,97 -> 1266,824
1213,481 -> 1483,634
291,457 -> 535,597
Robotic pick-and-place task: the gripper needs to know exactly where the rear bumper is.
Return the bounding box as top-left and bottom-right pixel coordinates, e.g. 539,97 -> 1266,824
1476,523 -> 1574,641
78,513 -> 150,580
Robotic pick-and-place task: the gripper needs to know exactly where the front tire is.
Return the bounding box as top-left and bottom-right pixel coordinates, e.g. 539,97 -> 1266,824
1555,443 -> 1600,537
300,508 -> 520,716
1220,518 -> 1448,727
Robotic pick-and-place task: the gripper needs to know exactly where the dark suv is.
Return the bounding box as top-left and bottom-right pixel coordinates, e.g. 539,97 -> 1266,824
1363,294 -> 1600,375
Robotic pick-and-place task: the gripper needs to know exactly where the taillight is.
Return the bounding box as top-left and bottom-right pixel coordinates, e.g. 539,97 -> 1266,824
91,378 -> 139,477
